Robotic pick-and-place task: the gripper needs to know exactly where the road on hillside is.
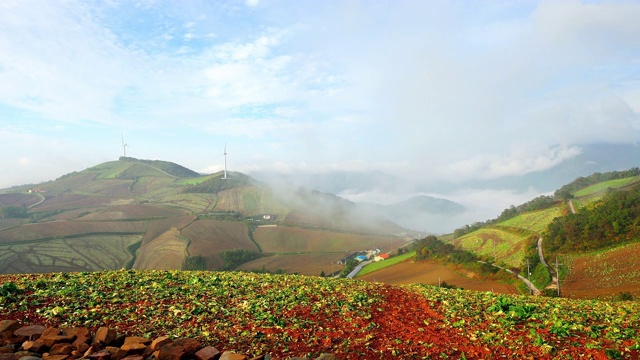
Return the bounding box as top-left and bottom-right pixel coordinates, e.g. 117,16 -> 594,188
537,237 -> 558,292
478,261 -> 540,295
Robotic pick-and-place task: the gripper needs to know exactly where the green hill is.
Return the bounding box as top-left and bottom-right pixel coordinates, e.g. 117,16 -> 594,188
0,158 -> 409,275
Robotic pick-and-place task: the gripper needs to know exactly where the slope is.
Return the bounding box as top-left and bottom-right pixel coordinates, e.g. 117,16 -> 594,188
0,157 -> 410,274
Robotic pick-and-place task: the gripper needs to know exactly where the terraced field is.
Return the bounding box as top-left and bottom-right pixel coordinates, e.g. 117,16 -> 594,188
255,226 -> 406,254
573,176 -> 640,197
0,235 -> 141,273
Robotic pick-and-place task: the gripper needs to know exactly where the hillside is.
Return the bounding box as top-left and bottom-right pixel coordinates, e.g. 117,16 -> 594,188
1,270 -> 639,359
353,168 -> 640,300
0,158 -> 410,275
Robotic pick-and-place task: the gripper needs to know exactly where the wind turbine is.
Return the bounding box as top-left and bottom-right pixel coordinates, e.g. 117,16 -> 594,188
121,133 -> 128,157
222,143 -> 228,179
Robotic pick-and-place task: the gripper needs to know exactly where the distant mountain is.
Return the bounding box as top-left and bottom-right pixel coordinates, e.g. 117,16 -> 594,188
358,195 -> 465,233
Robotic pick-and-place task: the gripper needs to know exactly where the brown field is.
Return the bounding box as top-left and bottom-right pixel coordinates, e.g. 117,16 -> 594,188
237,253 -> 347,276
76,204 -> 185,221
154,193 -> 218,213
0,219 -> 26,231
0,220 -> 147,243
0,193 -> 42,207
38,174 -> 97,193
133,228 -> 188,270
357,260 -> 519,294
32,194 -> 115,212
214,187 -> 246,213
182,219 -> 258,269
255,226 -> 407,253
562,242 -> 640,300
142,215 -> 197,246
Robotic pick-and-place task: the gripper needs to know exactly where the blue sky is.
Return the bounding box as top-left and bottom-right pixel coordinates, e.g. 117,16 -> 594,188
1,0 -> 640,200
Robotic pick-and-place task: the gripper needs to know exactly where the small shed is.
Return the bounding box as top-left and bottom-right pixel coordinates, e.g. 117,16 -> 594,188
374,253 -> 390,262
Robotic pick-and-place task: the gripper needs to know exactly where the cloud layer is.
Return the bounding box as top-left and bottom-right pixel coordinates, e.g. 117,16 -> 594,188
0,0 -> 639,192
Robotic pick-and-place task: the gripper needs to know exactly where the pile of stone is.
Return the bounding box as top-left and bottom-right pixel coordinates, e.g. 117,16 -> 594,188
0,320 -> 336,360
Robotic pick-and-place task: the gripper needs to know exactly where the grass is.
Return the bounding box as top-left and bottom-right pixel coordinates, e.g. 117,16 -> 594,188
357,251 -> 415,277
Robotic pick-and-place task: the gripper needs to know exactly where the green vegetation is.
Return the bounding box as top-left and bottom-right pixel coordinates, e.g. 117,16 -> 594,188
452,228 -> 529,268
2,270 -> 638,358
573,177 -> 639,197
545,183 -> 640,253
357,251 -> 415,277
183,255 -> 207,270
0,206 -> 28,219
453,195 -> 558,238
554,168 -> 640,200
499,206 -> 563,234
220,249 -> 265,270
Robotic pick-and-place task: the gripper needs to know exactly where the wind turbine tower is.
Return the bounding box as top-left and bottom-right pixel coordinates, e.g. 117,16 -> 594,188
223,143 -> 228,179
121,133 -> 128,157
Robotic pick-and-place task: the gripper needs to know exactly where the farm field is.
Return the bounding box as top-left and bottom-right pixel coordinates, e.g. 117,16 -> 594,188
573,176 -> 639,197
182,220 -> 258,269
498,206 -> 563,234
237,252 -> 347,276
0,235 -> 140,273
451,227 -> 530,268
0,220 -> 146,243
357,251 -> 415,277
133,229 -> 188,270
254,226 -> 406,254
2,270 -> 637,359
562,241 -> 640,300
357,259 -> 518,294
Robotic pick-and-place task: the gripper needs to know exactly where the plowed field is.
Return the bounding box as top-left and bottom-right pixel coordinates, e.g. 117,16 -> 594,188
358,259 -> 518,294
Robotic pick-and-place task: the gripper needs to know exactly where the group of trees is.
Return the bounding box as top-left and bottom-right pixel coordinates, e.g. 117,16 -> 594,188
0,206 -> 28,219
414,235 -> 477,264
453,195 -> 557,238
554,168 -> 640,200
545,183 -> 640,253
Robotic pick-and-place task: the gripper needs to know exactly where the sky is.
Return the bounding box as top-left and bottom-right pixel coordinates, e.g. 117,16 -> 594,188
1,0 -> 640,208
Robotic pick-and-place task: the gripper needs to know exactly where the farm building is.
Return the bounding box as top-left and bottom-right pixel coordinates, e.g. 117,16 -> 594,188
355,255 -> 368,262
374,253 -> 390,261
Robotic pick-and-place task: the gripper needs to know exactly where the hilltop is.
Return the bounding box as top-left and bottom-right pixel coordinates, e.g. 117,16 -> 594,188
0,157 -> 411,275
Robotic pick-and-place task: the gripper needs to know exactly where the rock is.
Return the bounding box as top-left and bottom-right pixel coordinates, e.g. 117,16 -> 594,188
314,355 -> 338,360
16,357 -> 41,360
43,354 -> 69,360
149,337 -> 172,352
105,346 -> 128,360
39,335 -> 75,348
94,328 -> 117,346
75,342 -> 90,354
122,337 -> 150,346
0,321 -> 21,336
120,356 -> 144,360
14,326 -> 46,341
119,343 -> 146,354
63,327 -> 91,346
88,350 -> 112,360
194,346 -> 221,360
49,343 -> 72,356
157,338 -> 201,360
22,341 -> 47,353
219,352 -> 248,360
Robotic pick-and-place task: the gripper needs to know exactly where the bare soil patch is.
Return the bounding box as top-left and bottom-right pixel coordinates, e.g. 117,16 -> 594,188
255,226 -> 406,253
358,260 -> 519,294
238,253 -> 347,276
